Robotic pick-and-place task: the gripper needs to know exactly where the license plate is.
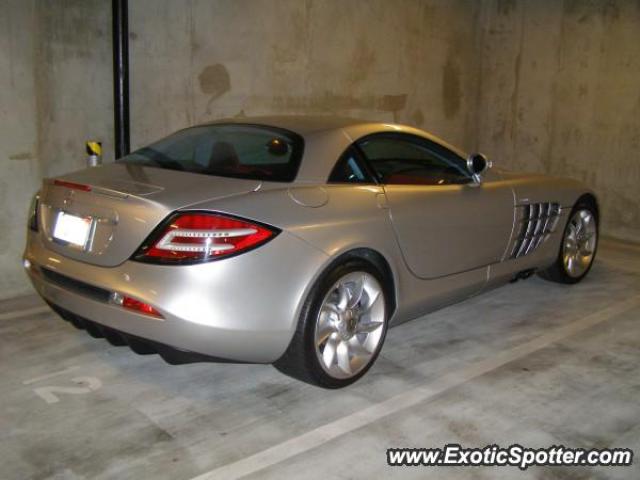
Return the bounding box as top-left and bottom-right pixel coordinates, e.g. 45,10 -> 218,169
53,212 -> 93,248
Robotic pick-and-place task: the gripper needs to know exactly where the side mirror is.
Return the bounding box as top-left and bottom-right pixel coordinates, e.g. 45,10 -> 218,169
466,153 -> 491,182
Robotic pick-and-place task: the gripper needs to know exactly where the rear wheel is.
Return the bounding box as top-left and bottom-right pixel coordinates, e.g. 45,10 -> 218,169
274,260 -> 389,388
539,202 -> 598,284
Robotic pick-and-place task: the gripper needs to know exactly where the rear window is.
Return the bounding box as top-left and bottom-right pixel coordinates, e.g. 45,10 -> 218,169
118,124 -> 304,182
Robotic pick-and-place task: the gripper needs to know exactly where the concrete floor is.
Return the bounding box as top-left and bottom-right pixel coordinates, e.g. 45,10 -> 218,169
1,238 -> 639,480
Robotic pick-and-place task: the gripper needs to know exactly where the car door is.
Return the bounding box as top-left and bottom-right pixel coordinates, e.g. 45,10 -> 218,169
357,133 -> 513,279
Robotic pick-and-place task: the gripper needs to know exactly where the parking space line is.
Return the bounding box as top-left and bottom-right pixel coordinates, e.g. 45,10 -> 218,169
22,366 -> 79,385
0,305 -> 50,321
190,295 -> 640,480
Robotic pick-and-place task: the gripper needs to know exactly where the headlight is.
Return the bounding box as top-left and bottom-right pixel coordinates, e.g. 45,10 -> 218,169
28,192 -> 40,232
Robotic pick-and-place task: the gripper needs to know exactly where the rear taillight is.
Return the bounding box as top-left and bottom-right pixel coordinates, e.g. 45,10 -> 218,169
28,193 -> 40,232
133,212 -> 279,264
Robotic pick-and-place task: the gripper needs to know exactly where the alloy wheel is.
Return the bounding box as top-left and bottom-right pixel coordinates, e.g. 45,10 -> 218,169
314,271 -> 386,379
562,209 -> 597,278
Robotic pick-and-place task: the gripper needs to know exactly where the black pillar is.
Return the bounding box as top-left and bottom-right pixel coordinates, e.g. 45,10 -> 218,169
112,0 -> 130,159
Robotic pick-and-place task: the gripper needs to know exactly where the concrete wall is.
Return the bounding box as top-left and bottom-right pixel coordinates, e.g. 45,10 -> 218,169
128,0 -> 481,150
0,0 -> 113,299
34,0 -> 114,179
1,0 -> 638,299
476,0 -> 640,243
0,0 -> 39,299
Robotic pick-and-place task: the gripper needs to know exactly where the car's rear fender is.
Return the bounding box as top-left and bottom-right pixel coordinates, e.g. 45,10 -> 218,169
24,226 -> 329,363
186,184 -> 491,327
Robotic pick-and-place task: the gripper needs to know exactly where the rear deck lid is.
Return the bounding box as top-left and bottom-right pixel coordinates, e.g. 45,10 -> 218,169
38,164 -> 261,267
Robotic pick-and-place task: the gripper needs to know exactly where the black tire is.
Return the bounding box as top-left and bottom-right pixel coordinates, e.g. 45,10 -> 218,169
274,258 -> 391,389
538,201 -> 598,284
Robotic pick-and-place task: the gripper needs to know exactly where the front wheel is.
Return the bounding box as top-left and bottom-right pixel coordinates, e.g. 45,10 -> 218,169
274,260 -> 389,388
538,202 -> 598,284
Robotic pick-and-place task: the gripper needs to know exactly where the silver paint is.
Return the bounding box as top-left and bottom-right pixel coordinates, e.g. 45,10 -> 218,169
23,116 -> 597,364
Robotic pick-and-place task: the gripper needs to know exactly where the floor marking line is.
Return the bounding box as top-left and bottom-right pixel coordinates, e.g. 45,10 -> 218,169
22,366 -> 79,385
0,305 -> 50,321
190,296 -> 640,480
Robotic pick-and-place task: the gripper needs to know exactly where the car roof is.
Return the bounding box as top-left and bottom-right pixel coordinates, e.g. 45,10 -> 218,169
200,115 -> 469,183
204,115 -> 372,135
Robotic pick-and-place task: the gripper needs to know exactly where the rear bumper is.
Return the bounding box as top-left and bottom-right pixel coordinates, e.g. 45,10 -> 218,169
24,230 -> 328,363
46,302 -> 236,364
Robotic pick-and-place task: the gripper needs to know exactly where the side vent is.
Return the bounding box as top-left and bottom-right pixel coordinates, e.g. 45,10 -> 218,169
511,202 -> 561,259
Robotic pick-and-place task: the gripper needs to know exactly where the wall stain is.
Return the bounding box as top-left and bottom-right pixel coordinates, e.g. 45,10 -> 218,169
9,152 -> 32,160
411,108 -> 425,127
267,92 -> 407,121
565,0 -> 620,24
349,36 -> 376,87
0,182 -> 6,255
442,56 -> 461,119
509,8 -> 525,144
496,0 -> 516,16
379,94 -> 407,122
199,64 -> 231,97
578,84 -> 588,98
199,64 -> 231,114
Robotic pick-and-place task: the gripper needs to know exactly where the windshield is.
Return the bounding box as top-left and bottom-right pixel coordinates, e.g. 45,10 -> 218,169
118,124 -> 304,182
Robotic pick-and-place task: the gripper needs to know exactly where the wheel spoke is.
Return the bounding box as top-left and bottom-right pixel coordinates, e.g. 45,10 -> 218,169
337,284 -> 349,311
573,217 -> 582,235
316,314 -> 336,347
348,336 -> 372,356
566,254 -> 575,272
369,288 -> 384,311
321,303 -> 340,318
322,334 -> 338,368
356,319 -> 383,334
336,341 -> 352,375
347,338 -> 372,372
347,277 -> 365,308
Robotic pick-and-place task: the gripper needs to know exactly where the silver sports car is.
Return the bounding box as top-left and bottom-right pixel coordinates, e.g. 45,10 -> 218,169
23,116 -> 598,388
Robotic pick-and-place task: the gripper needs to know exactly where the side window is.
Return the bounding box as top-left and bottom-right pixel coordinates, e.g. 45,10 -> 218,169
328,146 -> 375,184
357,134 -> 471,186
